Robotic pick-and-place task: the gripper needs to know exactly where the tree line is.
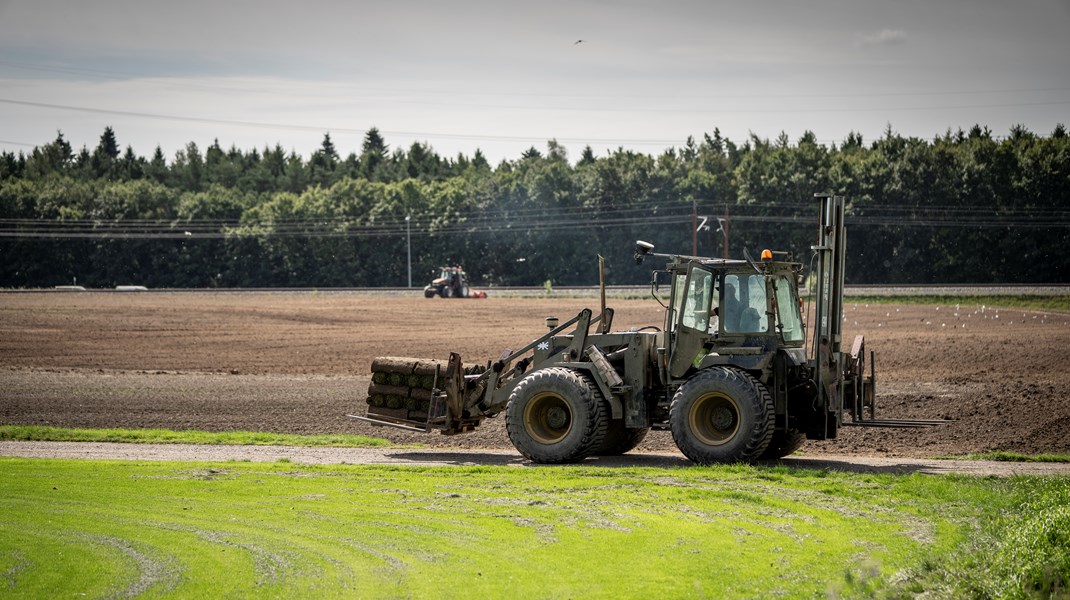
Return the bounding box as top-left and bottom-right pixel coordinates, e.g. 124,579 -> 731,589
1,124 -> 1067,288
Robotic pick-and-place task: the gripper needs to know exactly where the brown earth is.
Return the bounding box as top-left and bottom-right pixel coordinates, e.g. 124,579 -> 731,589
1,291 -> 1068,459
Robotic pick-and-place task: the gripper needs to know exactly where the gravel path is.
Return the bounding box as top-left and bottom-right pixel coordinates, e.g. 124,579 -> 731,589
3,441 -> 1068,476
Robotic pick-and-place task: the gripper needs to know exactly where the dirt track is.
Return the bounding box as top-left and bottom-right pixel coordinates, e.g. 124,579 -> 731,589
2,291 -> 1069,461
3,441 -> 1069,476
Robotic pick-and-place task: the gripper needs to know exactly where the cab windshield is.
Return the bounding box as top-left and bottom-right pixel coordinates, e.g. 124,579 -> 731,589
722,274 -> 768,334
671,268 -> 803,342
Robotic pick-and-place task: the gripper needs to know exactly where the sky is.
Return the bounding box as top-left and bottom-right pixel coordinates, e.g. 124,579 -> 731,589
0,0 -> 1068,165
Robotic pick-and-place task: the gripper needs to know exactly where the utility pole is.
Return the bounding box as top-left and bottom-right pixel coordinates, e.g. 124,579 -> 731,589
691,199 -> 698,256
722,205 -> 729,258
405,215 -> 412,288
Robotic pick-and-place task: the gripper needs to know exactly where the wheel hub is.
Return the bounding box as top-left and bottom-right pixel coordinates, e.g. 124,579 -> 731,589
710,405 -> 735,430
545,406 -> 568,429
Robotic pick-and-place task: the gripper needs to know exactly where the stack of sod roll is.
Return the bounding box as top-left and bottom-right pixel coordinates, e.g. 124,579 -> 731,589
367,357 -> 486,420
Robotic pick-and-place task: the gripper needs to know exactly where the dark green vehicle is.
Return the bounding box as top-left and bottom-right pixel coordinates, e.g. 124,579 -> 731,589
358,194 -> 941,463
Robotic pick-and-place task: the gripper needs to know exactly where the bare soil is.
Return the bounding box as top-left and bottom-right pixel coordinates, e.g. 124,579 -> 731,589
2,291 -> 1069,459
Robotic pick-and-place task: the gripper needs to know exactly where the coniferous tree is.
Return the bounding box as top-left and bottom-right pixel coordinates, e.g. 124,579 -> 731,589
91,126 -> 121,180
24,131 -> 74,180
309,133 -> 340,187
578,145 -> 596,166
360,128 -> 389,181
121,146 -> 144,180
145,147 -> 169,185
173,142 -> 205,192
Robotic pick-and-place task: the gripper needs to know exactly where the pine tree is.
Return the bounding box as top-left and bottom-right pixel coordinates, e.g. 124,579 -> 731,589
24,131 -> 74,179
309,133 -> 340,187
91,126 -> 121,179
360,128 -> 389,181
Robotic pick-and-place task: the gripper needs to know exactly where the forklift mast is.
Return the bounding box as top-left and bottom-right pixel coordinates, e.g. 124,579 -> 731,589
811,193 -> 847,433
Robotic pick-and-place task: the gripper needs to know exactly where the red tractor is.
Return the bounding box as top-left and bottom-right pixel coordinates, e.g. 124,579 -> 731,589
423,266 -> 484,298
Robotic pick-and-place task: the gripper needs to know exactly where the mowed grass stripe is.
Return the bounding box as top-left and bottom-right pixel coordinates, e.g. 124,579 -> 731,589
0,425 -> 392,447
2,459 -> 1067,598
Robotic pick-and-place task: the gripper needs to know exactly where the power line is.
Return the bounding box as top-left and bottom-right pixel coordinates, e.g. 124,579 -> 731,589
2,196 -> 1067,226
3,207 -> 1067,240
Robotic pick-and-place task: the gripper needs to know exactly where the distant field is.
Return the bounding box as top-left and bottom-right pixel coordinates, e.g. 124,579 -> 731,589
2,291 -> 1068,458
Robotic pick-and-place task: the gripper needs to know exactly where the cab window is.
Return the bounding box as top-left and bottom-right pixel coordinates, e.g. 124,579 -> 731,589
722,274 -> 768,333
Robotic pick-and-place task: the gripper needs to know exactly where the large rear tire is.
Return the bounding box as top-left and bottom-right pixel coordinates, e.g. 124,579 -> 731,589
505,367 -> 608,464
759,429 -> 806,459
669,367 -> 773,464
440,285 -> 453,298
595,420 -> 650,455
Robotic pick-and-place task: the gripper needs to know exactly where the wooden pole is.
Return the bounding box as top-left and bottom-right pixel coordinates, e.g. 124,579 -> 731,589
692,199 -> 698,256
598,255 -> 608,334
723,205 -> 729,258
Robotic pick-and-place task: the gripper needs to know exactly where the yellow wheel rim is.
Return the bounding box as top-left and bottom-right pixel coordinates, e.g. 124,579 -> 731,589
523,391 -> 573,444
688,392 -> 740,446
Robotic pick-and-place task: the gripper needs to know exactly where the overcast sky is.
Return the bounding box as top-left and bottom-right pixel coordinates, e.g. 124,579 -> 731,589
1,0 -> 1067,164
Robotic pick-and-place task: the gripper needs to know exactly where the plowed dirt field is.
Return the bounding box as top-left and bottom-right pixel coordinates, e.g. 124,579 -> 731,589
2,291 -> 1068,458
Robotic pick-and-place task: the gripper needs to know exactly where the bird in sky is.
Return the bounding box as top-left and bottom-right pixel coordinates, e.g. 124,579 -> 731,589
574,39 -> 584,45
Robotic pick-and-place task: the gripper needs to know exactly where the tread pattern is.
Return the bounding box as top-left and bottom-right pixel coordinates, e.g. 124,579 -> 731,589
505,367 -> 607,464
759,429 -> 806,459
595,422 -> 650,456
669,367 -> 774,464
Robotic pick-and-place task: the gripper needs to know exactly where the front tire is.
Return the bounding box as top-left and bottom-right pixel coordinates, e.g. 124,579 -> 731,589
505,367 -> 608,463
669,367 -> 773,464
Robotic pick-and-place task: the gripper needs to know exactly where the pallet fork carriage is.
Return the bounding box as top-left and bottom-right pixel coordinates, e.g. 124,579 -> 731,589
356,193 -> 946,463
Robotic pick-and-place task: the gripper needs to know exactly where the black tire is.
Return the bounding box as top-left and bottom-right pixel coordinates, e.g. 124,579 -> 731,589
595,420 -> 650,455
669,367 -> 774,464
440,285 -> 452,298
423,288 -> 436,298
759,429 -> 806,459
505,367 -> 608,464
458,285 -> 470,298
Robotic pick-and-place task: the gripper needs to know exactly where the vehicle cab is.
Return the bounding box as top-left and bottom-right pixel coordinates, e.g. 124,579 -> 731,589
658,254 -> 806,382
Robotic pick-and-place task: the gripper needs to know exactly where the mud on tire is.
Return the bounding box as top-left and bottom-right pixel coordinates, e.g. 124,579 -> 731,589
669,367 -> 774,464
505,367 -> 608,464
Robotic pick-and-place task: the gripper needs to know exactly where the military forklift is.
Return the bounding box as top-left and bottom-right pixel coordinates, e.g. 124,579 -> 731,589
357,194 -> 942,463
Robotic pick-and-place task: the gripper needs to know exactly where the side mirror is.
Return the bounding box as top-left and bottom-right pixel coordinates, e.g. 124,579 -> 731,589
649,270 -> 668,309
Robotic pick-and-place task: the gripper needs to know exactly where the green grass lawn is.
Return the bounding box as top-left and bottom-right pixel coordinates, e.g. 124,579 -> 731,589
1,458 -> 1066,599
943,451 -> 1070,463
0,425 -> 393,447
